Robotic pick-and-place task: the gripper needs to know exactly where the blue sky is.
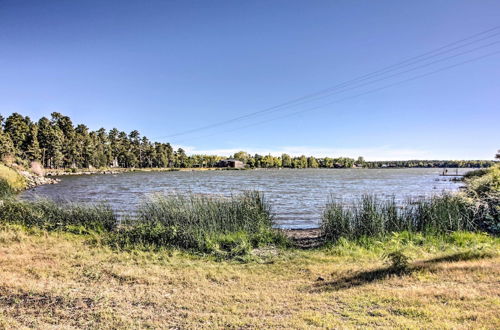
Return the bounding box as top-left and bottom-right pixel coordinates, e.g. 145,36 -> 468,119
0,0 -> 499,160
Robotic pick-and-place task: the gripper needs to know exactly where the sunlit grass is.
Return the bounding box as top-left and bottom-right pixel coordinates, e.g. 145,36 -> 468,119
0,225 -> 498,328
0,163 -> 26,197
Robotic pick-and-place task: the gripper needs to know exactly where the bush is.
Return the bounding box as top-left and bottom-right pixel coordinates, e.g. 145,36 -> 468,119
384,250 -> 411,271
463,165 -> 500,234
0,199 -> 117,233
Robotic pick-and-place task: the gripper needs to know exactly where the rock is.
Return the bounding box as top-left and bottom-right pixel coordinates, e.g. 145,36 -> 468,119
18,170 -> 60,189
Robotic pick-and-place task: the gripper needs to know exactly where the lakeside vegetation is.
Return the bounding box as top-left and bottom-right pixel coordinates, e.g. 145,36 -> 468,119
106,192 -> 287,259
1,112 -> 496,171
0,161 -> 498,257
0,155 -> 498,327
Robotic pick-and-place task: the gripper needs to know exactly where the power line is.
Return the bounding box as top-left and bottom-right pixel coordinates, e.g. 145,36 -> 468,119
156,25 -> 500,139
173,49 -> 500,144
192,38 -> 500,125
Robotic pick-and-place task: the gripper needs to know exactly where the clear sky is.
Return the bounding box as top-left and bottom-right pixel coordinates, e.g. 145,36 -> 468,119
1,0 -> 499,160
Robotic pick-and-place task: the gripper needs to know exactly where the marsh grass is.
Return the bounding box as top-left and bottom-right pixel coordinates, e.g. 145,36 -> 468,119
0,199 -> 116,233
322,194 -> 479,242
106,191 -> 287,257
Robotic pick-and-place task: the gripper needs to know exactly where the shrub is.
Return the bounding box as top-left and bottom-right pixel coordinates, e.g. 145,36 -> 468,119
384,250 -> 411,271
461,165 -> 499,234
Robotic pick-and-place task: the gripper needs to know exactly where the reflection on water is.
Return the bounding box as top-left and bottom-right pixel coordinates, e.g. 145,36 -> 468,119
21,168 -> 470,229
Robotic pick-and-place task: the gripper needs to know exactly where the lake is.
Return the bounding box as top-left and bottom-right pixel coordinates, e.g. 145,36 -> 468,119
21,168 -> 470,229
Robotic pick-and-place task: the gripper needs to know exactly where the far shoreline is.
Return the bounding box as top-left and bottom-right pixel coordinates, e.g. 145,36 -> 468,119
44,165 -> 481,178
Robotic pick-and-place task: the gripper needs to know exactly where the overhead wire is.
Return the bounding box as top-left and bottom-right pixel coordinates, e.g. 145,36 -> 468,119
172,48 -> 500,144
155,25 -> 500,140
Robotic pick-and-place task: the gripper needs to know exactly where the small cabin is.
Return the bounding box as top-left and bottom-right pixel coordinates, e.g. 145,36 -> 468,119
217,159 -> 245,169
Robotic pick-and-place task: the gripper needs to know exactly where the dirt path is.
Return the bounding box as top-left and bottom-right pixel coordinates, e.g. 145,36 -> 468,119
281,228 -> 324,248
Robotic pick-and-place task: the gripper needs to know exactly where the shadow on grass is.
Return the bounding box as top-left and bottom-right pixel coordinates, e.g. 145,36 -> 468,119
421,250 -> 494,264
0,285 -> 96,313
310,251 -> 495,293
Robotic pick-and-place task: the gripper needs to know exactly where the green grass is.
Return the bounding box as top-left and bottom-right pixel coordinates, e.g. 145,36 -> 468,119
0,224 -> 498,329
105,191 -> 288,258
0,199 -> 116,233
0,163 -> 26,197
321,165 -> 499,241
321,194 -> 479,242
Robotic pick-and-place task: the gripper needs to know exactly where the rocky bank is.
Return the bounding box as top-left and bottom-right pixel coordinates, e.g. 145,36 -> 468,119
18,170 -> 60,189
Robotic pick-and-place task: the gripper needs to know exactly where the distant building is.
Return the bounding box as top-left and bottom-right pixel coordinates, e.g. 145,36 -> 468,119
217,159 -> 245,169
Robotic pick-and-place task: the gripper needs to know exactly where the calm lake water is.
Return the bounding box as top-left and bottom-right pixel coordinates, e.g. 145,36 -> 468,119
21,168 -> 471,229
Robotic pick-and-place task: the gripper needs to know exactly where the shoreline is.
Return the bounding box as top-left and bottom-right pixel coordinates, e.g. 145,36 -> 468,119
44,167 -> 232,177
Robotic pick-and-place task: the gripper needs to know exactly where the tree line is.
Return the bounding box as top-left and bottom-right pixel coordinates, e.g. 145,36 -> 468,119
0,112 -> 496,169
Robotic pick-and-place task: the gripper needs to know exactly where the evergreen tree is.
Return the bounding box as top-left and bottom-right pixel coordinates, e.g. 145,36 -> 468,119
25,123 -> 42,161
4,113 -> 31,158
0,115 -> 15,159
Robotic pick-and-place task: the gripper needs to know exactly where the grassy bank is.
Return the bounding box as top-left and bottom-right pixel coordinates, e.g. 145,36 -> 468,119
0,192 -> 286,260
107,192 -> 287,259
322,194 -> 477,241
0,164 -> 26,197
0,225 -> 498,328
322,165 -> 500,242
0,164 -> 497,257
0,199 -> 116,233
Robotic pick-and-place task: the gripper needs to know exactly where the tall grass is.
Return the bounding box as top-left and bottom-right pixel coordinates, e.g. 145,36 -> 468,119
107,191 -> 286,256
0,199 -> 117,233
322,194 -> 478,242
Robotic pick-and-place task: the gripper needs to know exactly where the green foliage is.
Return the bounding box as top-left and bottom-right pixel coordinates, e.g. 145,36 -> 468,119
0,199 -> 116,233
0,163 -> 26,195
0,179 -> 13,198
463,165 -> 500,234
383,250 -> 411,271
105,191 -> 287,256
321,194 -> 479,242
366,160 -> 495,168
2,111 -> 496,170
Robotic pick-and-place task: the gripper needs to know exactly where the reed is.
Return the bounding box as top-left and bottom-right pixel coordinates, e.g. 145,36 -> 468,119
0,199 -> 117,233
107,191 -> 286,256
322,194 -> 478,242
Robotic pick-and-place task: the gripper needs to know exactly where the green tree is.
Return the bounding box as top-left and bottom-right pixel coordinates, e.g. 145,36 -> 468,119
299,155 -> 308,168
281,153 -> 292,168
4,113 -> 31,158
233,151 -> 250,164
25,123 -> 42,161
0,115 -> 15,159
307,156 -> 319,168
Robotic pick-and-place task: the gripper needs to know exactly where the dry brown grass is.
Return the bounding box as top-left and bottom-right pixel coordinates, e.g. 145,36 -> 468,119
0,226 -> 499,329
